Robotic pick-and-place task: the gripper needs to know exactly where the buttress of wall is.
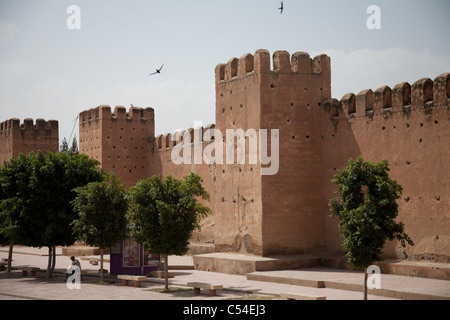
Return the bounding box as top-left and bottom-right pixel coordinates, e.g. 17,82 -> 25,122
321,72 -> 450,261
0,118 -> 59,165
79,105 -> 154,187
259,50 -> 331,256
149,126 -> 218,248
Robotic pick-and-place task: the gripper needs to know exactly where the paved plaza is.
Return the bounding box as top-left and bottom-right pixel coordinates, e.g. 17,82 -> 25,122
0,246 -> 449,301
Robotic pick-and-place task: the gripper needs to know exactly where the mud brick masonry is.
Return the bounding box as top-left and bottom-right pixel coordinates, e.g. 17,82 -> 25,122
2,49 -> 449,269
0,118 -> 58,164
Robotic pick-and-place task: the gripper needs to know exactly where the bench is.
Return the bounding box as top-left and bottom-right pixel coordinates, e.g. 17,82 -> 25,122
21,267 -> 40,276
187,282 -> 223,296
280,292 -> 326,300
117,275 -> 147,287
0,261 -> 7,271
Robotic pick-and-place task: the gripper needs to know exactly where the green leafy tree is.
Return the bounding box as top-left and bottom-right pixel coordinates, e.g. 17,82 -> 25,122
60,137 -> 69,152
33,152 -> 104,277
329,156 -> 414,299
0,153 -> 45,272
70,136 -> 78,153
60,136 -> 78,153
72,174 -> 129,282
127,173 -> 211,289
0,151 -> 104,277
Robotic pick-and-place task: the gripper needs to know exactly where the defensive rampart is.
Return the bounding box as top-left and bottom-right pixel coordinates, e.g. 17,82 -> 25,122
77,50 -> 449,261
79,105 -> 154,187
321,72 -> 450,261
0,118 -> 59,164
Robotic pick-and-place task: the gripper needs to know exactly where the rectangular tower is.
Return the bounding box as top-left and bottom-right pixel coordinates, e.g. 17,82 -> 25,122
214,49 -> 331,256
79,105 -> 154,187
0,118 -> 59,165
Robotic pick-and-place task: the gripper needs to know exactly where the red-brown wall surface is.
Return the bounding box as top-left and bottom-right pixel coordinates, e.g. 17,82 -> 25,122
322,73 -> 450,260
0,118 -> 59,165
78,51 -> 449,261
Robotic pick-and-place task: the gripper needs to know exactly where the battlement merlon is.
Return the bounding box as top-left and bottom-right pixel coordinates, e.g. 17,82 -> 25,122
0,118 -> 58,133
215,49 -> 331,82
155,124 -> 215,150
330,72 -> 450,119
79,105 -> 155,124
0,117 -> 58,164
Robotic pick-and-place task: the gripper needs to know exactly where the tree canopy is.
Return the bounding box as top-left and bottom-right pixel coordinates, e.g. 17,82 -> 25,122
72,174 -> 128,249
127,173 -> 211,288
72,174 -> 128,282
0,151 -> 104,277
127,173 -> 211,255
329,156 -> 414,299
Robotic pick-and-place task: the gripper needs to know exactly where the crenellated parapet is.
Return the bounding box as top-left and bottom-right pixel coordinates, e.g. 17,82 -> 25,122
215,49 -> 332,138
78,105 -> 155,187
155,124 -> 215,151
0,117 -> 58,134
0,117 -> 58,148
215,49 -> 331,82
0,117 -> 59,165
79,105 -> 154,124
324,72 -> 450,119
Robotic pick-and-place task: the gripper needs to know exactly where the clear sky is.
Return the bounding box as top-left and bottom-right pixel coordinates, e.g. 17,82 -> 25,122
1,0 -> 449,145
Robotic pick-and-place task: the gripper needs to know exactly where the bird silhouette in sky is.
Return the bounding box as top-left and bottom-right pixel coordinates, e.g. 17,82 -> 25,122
149,64 -> 164,75
279,1 -> 283,14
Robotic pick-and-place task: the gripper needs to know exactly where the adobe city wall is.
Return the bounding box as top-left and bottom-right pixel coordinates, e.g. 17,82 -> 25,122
79,105 -> 154,187
321,72 -> 450,261
150,125 -> 218,247
76,49 -> 449,261
2,49 -> 447,263
208,50 -> 333,255
0,118 -> 59,164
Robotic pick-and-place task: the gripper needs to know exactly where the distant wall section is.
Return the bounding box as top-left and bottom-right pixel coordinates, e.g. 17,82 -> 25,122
0,118 -> 59,165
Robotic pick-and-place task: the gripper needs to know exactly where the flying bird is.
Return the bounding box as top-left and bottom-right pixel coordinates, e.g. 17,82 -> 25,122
279,1 -> 283,14
149,64 -> 164,75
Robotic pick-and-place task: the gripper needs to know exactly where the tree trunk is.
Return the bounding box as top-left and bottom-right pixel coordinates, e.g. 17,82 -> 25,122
363,271 -> 368,300
46,246 -> 52,278
51,246 -> 56,274
164,254 -> 169,290
7,243 -> 13,273
100,248 -> 104,283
